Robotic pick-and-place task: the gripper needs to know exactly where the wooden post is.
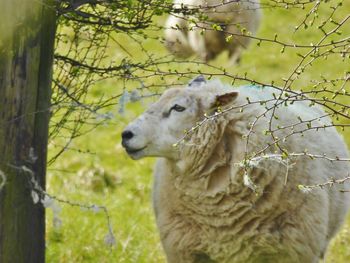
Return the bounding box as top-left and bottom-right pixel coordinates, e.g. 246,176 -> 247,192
0,0 -> 56,262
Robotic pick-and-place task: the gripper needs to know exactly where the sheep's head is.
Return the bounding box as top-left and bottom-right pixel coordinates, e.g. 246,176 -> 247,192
121,76 -> 238,160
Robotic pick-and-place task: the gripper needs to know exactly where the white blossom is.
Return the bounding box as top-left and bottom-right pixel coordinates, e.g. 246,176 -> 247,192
29,147 -> 38,163
41,195 -> 54,208
298,185 -> 313,194
130,90 -> 141,102
21,165 -> 34,176
31,191 -> 40,204
243,172 -> 257,191
51,201 -> 62,215
53,216 -> 63,229
96,111 -> 114,121
0,169 -> 6,191
118,91 -> 130,114
41,195 -> 62,229
91,204 -> 101,213
104,230 -> 116,247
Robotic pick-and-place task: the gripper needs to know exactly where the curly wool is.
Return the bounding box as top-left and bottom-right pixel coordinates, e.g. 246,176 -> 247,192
153,82 -> 350,263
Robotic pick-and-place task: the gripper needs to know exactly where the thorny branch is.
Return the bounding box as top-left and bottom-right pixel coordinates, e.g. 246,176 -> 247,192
299,175 -> 350,193
7,163 -> 116,247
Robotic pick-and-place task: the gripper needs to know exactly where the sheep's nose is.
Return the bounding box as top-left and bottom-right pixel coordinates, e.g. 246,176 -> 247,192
122,130 -> 134,141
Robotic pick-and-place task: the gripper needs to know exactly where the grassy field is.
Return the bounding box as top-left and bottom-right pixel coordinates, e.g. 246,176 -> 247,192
47,1 -> 350,262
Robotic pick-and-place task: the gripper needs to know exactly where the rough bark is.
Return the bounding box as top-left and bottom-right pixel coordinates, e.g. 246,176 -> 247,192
0,0 -> 56,262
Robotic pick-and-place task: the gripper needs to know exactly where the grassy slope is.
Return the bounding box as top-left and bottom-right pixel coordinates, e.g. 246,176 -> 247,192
47,1 -> 350,262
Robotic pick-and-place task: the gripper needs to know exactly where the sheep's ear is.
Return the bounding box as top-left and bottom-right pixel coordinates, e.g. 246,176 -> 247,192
214,91 -> 239,107
188,75 -> 206,87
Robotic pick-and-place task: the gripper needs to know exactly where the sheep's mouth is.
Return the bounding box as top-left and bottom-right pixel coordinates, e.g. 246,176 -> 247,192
125,145 -> 147,155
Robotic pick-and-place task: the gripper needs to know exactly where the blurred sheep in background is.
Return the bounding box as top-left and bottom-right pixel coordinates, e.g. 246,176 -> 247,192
164,0 -> 262,63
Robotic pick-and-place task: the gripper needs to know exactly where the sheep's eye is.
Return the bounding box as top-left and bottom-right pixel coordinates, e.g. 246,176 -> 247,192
170,104 -> 186,113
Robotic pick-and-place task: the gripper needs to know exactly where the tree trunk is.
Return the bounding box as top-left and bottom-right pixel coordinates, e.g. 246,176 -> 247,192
0,0 -> 56,262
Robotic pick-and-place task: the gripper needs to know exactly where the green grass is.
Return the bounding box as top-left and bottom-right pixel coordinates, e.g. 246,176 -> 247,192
47,1 -> 350,262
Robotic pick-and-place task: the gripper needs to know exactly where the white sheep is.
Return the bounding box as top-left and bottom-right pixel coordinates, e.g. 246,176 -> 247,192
122,76 -> 350,262
164,0 -> 262,62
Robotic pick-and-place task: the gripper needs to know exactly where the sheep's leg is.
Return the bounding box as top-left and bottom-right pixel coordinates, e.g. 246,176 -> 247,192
165,250 -> 216,263
163,247 -> 194,263
228,46 -> 242,66
160,226 -> 204,263
158,217 -> 207,263
193,252 -> 216,263
188,29 -> 210,61
164,16 -> 194,57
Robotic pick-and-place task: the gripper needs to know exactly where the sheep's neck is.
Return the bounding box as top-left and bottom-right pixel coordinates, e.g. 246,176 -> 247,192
171,120 -> 248,199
